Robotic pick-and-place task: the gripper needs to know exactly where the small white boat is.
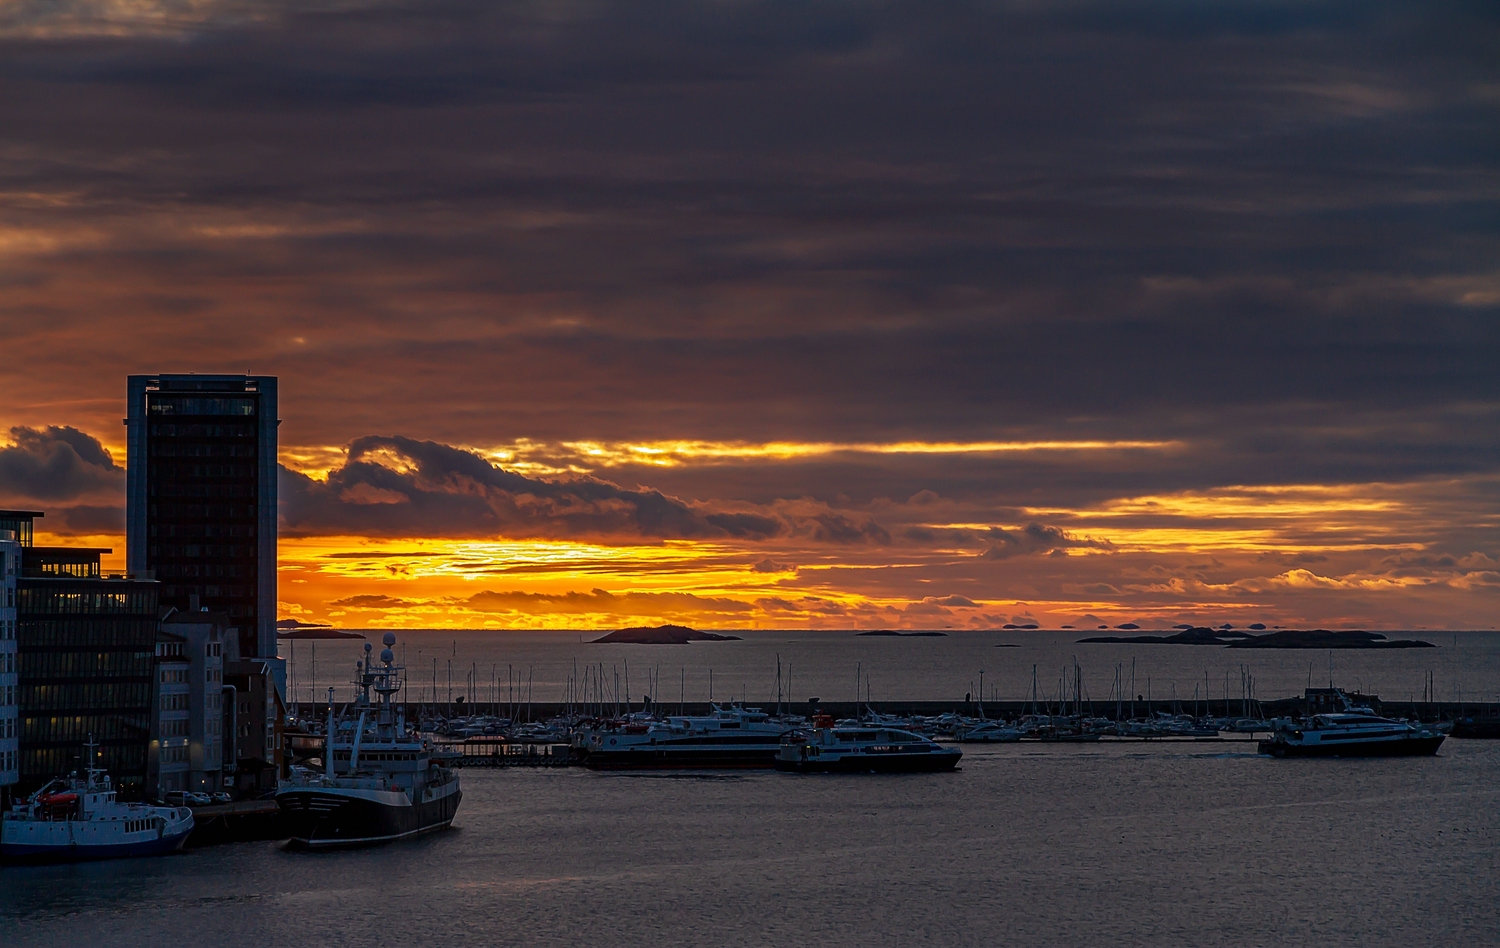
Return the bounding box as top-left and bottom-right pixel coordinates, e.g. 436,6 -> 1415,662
956,722 -> 1023,743
1,742 -> 194,864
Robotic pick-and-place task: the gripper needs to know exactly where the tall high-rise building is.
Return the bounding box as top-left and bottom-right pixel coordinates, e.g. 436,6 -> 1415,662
126,374 -> 278,659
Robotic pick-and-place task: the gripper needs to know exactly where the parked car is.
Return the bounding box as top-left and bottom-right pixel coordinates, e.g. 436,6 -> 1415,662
211,792 -> 233,805
164,791 -> 187,807
184,791 -> 213,806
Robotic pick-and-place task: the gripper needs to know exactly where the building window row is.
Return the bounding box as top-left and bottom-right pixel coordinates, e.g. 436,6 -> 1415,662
21,713 -> 151,744
149,462 -> 258,481
149,479 -> 255,499
17,589 -> 159,616
147,397 -> 257,417
1,749 -> 15,773
144,424 -> 255,441
148,442 -> 257,459
159,693 -> 190,712
161,744 -> 190,763
159,718 -> 190,738
24,745 -> 145,779
1,618 -> 13,639
0,684 -> 12,705
19,619 -> 157,650
0,716 -> 15,739
20,650 -> 154,679
160,668 -> 187,683
19,683 -> 151,712
0,651 -> 13,673
148,502 -> 258,521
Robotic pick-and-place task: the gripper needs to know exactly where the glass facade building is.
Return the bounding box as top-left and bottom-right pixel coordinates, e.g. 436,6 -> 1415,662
15,541 -> 160,798
127,375 -> 278,659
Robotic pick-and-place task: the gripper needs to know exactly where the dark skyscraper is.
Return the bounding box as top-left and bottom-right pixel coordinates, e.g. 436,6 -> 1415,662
126,375 -> 278,659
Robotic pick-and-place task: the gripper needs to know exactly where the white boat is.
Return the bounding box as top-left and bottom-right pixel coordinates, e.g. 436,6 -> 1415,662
580,704 -> 792,769
956,722 -> 1023,743
1259,712 -> 1444,758
1,742 -> 194,864
776,723 -> 962,773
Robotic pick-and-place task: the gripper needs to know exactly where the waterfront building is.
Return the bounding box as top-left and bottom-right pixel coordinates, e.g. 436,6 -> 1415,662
5,511 -> 160,798
148,606 -> 228,799
1,524 -> 21,803
126,374 -> 279,660
224,658 -> 287,796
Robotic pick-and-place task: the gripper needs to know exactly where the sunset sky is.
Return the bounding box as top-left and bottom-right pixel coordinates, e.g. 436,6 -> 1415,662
1,1 -> 1496,630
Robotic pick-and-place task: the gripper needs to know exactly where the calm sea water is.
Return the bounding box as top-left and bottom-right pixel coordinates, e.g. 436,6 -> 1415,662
279,629 -> 1500,710
6,630 -> 1497,946
4,739 -> 1498,947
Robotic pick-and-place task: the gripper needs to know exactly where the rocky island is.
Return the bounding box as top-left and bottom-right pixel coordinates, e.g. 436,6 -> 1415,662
1077,627 -> 1435,648
591,624 -> 742,644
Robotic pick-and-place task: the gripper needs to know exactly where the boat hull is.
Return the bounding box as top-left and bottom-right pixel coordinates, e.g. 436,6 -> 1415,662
1,824 -> 192,865
1257,735 -> 1445,758
775,751 -> 962,774
277,781 -> 461,849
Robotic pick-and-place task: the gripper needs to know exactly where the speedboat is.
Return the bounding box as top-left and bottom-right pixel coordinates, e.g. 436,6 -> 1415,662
277,634 -> 461,849
581,704 -> 792,769
1,742 -> 194,864
1258,711 -> 1444,758
776,724 -> 962,773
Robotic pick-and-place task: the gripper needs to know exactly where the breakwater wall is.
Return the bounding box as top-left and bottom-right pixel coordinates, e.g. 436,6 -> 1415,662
294,697 -> 1500,722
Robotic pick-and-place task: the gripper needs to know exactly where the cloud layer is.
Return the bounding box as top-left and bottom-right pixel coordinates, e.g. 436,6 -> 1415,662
0,1 -> 1495,626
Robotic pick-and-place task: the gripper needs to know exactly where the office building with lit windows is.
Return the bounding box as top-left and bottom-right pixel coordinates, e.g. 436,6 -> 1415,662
3,511 -> 160,798
126,374 -> 278,660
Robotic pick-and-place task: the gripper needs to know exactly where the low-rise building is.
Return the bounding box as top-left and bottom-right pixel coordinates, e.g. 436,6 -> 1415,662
225,658 -> 287,796
149,629 -> 193,797
152,606 -> 227,796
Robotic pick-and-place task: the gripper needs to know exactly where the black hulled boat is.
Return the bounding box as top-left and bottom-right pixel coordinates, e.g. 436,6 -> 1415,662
277,634 -> 461,848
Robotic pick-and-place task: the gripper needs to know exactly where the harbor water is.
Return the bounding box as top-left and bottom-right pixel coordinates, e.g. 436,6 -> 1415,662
4,738 -> 1498,946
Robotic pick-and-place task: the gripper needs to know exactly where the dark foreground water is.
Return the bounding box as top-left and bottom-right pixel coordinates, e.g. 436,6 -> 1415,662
5,739 -> 1498,947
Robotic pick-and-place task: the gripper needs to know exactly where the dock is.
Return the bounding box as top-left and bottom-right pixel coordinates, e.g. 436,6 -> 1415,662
185,800 -> 284,847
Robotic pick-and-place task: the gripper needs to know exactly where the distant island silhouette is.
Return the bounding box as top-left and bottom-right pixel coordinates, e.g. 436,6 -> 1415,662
592,624 -> 742,644
855,630 -> 947,637
1078,627 -> 1436,649
276,618 -> 365,641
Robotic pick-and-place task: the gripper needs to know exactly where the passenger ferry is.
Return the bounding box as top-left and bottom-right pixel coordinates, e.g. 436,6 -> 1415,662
1,741 -> 194,864
1259,704 -> 1445,758
277,634 -> 461,849
776,721 -> 962,773
581,704 -> 792,769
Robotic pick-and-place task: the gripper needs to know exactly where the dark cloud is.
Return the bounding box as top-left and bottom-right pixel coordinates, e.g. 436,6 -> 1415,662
465,588 -> 754,615
329,593 -> 413,608
0,426 -> 123,504
280,434 -> 886,543
983,523 -> 1114,560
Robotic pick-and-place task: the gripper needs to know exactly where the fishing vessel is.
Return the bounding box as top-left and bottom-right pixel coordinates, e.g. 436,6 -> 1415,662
776,722 -> 962,773
1258,700 -> 1445,758
1,741 -> 194,864
580,704 -> 792,769
277,634 -> 461,849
